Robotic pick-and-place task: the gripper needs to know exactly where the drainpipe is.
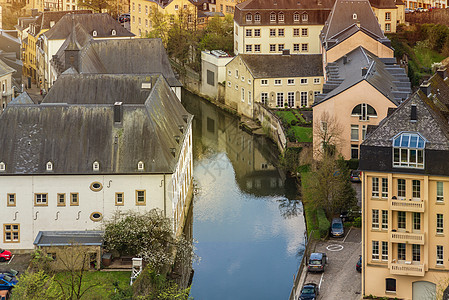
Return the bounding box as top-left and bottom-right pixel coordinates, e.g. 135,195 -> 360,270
163,174 -> 166,217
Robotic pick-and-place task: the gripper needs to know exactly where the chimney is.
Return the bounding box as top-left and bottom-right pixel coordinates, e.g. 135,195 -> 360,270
343,55 -> 348,64
437,68 -> 447,80
420,81 -> 431,96
282,49 -> 290,56
114,102 -> 122,123
362,67 -> 368,76
410,104 -> 417,122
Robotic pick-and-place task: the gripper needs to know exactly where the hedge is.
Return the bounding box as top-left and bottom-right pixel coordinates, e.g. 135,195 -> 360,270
317,208 -> 330,239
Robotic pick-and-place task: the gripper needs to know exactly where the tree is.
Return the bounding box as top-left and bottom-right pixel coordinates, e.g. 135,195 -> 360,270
11,271 -> 61,300
76,0 -> 112,13
313,111 -> 343,158
198,15 -> 234,55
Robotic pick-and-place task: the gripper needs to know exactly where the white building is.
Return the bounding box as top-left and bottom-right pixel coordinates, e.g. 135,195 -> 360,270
0,58 -> 15,111
201,50 -> 233,100
0,74 -> 193,250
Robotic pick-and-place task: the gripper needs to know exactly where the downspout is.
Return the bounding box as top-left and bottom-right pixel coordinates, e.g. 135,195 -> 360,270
163,173 -> 166,217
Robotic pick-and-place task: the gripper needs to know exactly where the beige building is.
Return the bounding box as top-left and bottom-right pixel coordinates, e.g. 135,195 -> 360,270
360,69 -> 449,299
233,0 -> 334,55
0,59 -> 15,111
225,53 -> 323,118
371,0 -> 405,33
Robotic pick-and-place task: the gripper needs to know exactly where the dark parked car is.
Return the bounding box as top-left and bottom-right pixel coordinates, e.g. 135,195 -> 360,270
307,252 -> 328,272
356,255 -> 362,272
331,217 -> 344,237
350,170 -> 361,182
340,209 -> 361,222
0,250 -> 11,263
299,282 -> 319,300
119,13 -> 130,23
0,270 -> 18,278
0,275 -> 17,291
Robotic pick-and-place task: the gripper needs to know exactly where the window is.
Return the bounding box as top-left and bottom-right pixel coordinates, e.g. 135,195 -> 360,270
70,193 -> 79,206
90,212 -> 103,222
270,29 -> 276,37
437,182 -> 444,202
412,244 -> 421,262
3,224 -> 19,243
278,29 -> 284,36
276,93 -> 284,107
7,194 -> 15,207
437,245 -> 444,265
385,12 -> 391,20
351,103 -> 377,120
57,193 -> 65,206
278,13 -> 284,22
393,133 -> 425,169
300,78 -> 308,85
246,14 -> 252,21
235,84 -> 239,90
382,210 -> 388,230
278,44 -> 284,51
382,241 -> 388,260
300,91 -> 307,107
46,161 -> 53,171
260,92 -> 269,105
248,91 -> 252,105
287,79 -> 295,85
412,180 -> 420,199
397,179 -> 406,198
301,28 -> 308,36
293,44 -> 300,52
270,13 -> 276,22
386,278 -> 396,292
0,162 -> 4,171
241,88 -> 245,102
235,70 -> 239,78
138,3 -> 141,13
351,125 -> 359,141
385,23 -> 391,32
398,243 -> 406,260
115,192 -> 124,206
246,45 -> 252,52
382,178 -> 388,198
314,91 -> 320,100
372,177 -> 379,197
413,212 -> 421,231
314,78 -> 321,84
145,19 -> 148,27
437,214 -> 444,234
270,44 -> 276,52
261,79 -> 268,86
227,81 -> 231,87
294,13 -> 300,22
145,5 -> 148,14
351,145 -> 359,159
398,211 -> 406,229
254,13 -> 260,22
90,182 -> 103,192
372,241 -> 379,260
246,29 -> 252,37
372,209 -> 379,229
136,190 -> 146,205
362,125 -> 367,140
287,92 -> 294,107
274,79 -> 282,85
254,44 -> 261,52
35,193 -> 48,206
93,161 -> 100,171
302,13 -> 308,21
254,29 -> 260,37
293,28 -> 300,36
301,43 -> 308,52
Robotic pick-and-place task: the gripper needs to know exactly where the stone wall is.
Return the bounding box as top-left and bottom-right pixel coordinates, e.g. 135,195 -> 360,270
254,103 -> 287,152
405,9 -> 449,26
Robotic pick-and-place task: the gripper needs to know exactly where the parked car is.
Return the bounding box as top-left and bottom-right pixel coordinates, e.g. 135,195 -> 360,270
0,270 -> 18,278
119,13 -> 130,23
331,217 -> 344,237
405,8 -> 415,13
0,250 -> 11,263
340,209 -> 361,222
299,282 -> 319,300
0,274 -> 17,290
350,170 -> 361,182
307,252 -> 328,272
356,255 -> 362,272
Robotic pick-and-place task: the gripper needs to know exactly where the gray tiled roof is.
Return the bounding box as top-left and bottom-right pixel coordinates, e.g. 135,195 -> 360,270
34,231 -> 104,246
236,54 -> 323,78
0,74 -> 192,175
10,92 -> 34,105
0,58 -> 15,77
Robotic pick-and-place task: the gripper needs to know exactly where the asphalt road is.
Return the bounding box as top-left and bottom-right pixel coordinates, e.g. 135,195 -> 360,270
303,228 -> 362,300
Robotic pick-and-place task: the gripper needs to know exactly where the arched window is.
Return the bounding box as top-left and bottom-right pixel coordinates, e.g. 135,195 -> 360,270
111,29 -> 116,36
46,161 -> 53,171
302,13 -> 308,22
93,161 -> 100,171
294,12 -> 300,22
353,13 -> 358,19
92,30 -> 97,37
138,161 -> 144,170
351,103 -> 377,120
254,13 -> 260,22
270,12 -> 276,22
392,132 -> 426,169
246,13 -> 252,22
0,162 -> 5,171
278,12 -> 284,22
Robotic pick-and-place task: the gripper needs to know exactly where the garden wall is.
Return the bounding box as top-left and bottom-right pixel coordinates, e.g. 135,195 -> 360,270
254,103 -> 287,152
405,9 -> 449,26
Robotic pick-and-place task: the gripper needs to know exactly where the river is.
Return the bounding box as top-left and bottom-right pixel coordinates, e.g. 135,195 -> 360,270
182,90 -> 306,300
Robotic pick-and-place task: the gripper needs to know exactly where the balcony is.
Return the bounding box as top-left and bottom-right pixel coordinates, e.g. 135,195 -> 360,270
390,231 -> 425,245
390,198 -> 424,212
389,262 -> 425,276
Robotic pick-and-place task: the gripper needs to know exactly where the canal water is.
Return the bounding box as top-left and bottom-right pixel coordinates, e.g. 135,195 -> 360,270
182,90 -> 307,300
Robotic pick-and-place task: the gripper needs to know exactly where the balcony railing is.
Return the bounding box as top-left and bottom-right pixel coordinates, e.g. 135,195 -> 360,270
389,262 -> 425,276
391,198 -> 424,212
390,231 -> 425,245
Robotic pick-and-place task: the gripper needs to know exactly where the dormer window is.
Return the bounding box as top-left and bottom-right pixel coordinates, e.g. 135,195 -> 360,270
111,29 -> 116,36
294,12 -> 300,22
278,12 -> 284,22
46,161 -> 53,171
0,162 -> 5,171
246,13 -> 252,22
270,12 -> 276,22
93,161 -> 100,171
302,13 -> 308,22
393,132 -> 426,169
254,13 -> 260,22
353,13 -> 357,19
138,161 -> 144,170
92,30 -> 97,37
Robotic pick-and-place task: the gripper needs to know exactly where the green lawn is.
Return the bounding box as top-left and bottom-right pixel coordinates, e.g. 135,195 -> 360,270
414,43 -> 445,69
290,126 -> 313,142
54,271 -> 131,299
275,110 -> 297,125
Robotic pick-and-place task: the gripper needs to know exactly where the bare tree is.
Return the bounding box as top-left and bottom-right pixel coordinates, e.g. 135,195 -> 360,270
313,111 -> 343,158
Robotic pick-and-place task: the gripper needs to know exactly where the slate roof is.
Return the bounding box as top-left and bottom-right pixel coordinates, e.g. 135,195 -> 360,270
0,74 -> 192,175
29,10 -> 92,37
44,13 -> 134,40
236,54 -> 323,78
0,32 -> 21,59
321,0 -> 391,50
369,0 -> 398,8
34,231 -> 104,246
314,47 -> 410,105
10,92 -> 34,105
0,59 -> 15,77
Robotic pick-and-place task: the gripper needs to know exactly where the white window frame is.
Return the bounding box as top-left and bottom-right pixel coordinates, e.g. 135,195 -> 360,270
287,79 -> 295,85
437,214 -> 444,234
300,91 -> 307,107
372,177 -> 379,198
314,78 -> 321,84
351,125 -> 359,141
372,241 -> 379,260
287,92 -> 295,107
261,79 -> 268,86
261,92 -> 268,105
300,78 -> 308,85
437,181 -> 444,202
381,241 -> 388,261
382,178 -> 388,199
274,79 -> 282,86
372,209 -> 379,229
382,210 -> 388,230
241,88 -> 245,102
437,245 -> 444,265
276,92 -> 284,107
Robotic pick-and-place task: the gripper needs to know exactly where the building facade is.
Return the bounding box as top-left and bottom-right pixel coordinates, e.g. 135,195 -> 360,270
360,69 -> 449,300
0,59 -> 15,111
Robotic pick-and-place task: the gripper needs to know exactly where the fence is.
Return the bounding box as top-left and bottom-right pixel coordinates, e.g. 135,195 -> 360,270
289,230 -> 315,300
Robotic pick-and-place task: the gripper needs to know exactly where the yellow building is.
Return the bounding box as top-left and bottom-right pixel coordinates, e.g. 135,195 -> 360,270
225,53 -> 323,118
370,0 -> 404,33
360,69 -> 449,300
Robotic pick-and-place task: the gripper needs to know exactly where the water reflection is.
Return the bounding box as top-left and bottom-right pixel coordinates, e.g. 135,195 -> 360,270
182,90 -> 306,300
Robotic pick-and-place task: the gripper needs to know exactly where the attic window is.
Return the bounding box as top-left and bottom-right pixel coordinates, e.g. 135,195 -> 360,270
111,29 -> 116,36
294,12 -> 300,22
92,30 -> 97,37
246,13 -> 252,22
138,161 -> 144,171
353,13 -> 357,19
302,13 -> 308,22
0,162 -> 5,171
93,161 -> 100,171
392,132 -> 426,169
46,161 -> 53,171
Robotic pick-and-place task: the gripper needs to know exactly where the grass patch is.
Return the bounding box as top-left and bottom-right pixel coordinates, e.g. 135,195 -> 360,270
54,271 -> 131,299
414,43 -> 445,69
289,126 -> 313,142
275,110 -> 297,125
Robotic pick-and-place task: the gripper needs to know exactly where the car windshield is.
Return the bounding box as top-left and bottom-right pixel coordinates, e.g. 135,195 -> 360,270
309,260 -> 321,265
3,275 -> 12,282
333,223 -> 343,229
302,288 -> 315,294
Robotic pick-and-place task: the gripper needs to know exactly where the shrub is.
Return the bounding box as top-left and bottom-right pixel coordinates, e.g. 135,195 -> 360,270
317,208 -> 330,239
353,217 -> 362,228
